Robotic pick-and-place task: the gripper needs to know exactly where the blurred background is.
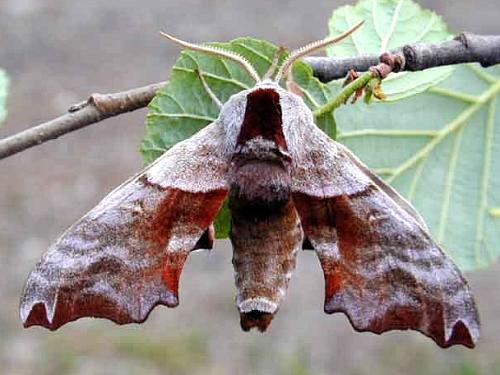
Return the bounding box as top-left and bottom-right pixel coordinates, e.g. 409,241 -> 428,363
0,1 -> 499,374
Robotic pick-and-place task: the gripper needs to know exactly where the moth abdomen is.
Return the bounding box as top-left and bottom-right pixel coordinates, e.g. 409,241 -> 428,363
230,198 -> 303,332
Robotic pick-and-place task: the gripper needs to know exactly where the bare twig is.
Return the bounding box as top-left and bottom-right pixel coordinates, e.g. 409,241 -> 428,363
1,33 -> 499,161
306,33 -> 500,82
0,82 -> 165,160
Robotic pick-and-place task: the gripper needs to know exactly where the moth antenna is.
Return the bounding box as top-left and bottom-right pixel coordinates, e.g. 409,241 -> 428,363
262,46 -> 286,80
160,32 -> 261,82
274,20 -> 365,83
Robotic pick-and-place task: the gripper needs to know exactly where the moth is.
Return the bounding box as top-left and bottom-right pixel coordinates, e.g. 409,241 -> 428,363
20,22 -> 480,348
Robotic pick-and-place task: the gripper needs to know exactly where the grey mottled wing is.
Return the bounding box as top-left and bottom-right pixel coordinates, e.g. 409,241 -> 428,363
20,122 -> 229,330
289,119 -> 479,348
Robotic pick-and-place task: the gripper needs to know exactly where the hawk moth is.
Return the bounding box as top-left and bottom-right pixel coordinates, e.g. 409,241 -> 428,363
20,23 -> 480,348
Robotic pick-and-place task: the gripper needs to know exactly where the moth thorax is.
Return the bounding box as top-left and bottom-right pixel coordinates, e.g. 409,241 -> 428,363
229,138 -> 291,219
230,162 -> 290,213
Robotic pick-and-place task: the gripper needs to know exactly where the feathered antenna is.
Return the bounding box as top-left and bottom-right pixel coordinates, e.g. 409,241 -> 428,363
262,46 -> 286,80
274,20 -> 365,83
160,32 -> 261,82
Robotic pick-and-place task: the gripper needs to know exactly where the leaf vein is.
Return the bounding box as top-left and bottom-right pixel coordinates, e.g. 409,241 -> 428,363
474,98 -> 496,264
345,11 -> 363,54
411,13 -> 436,43
372,0 -> 385,40
438,126 -> 465,242
233,42 -> 272,64
337,129 -> 438,139
380,0 -> 405,52
407,158 -> 426,202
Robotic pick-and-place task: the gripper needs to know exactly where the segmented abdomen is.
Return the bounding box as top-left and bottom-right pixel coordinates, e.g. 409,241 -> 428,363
229,162 -> 303,331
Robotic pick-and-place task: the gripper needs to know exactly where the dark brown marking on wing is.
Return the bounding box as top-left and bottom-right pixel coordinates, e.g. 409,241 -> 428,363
237,88 -> 287,151
25,293 -> 138,330
162,252 -> 189,300
138,188 -> 225,245
193,226 -> 214,250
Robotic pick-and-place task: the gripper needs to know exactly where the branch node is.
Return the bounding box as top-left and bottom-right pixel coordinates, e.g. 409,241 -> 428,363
402,45 -> 419,70
68,100 -> 90,113
455,32 -> 470,48
89,94 -> 114,115
379,52 -> 405,73
368,63 -> 390,80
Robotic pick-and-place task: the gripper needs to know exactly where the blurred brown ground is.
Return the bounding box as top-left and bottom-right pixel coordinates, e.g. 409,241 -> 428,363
0,1 -> 499,374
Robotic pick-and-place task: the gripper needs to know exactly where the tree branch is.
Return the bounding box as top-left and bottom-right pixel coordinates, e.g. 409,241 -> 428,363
305,33 -> 500,82
0,82 -> 165,160
1,33 -> 499,161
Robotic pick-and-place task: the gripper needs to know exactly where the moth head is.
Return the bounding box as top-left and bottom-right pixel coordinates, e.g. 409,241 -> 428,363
160,20 -> 364,85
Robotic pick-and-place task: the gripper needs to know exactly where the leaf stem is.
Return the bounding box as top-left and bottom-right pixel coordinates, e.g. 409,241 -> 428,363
373,168 -> 396,176
313,71 -> 375,118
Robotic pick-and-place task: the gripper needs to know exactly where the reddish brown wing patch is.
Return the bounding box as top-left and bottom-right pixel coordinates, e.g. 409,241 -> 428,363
294,189 -> 479,348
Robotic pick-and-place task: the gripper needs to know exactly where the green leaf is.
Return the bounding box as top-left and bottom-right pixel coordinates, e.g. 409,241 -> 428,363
327,0 -> 455,100
142,38 -> 330,238
335,64 -> 500,271
142,38 -> 285,164
0,69 -> 9,125
213,198 -> 231,239
325,0 -> 500,270
292,62 -> 337,138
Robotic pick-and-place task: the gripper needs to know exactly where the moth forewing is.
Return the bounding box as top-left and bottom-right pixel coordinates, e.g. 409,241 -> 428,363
20,122 -> 229,329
